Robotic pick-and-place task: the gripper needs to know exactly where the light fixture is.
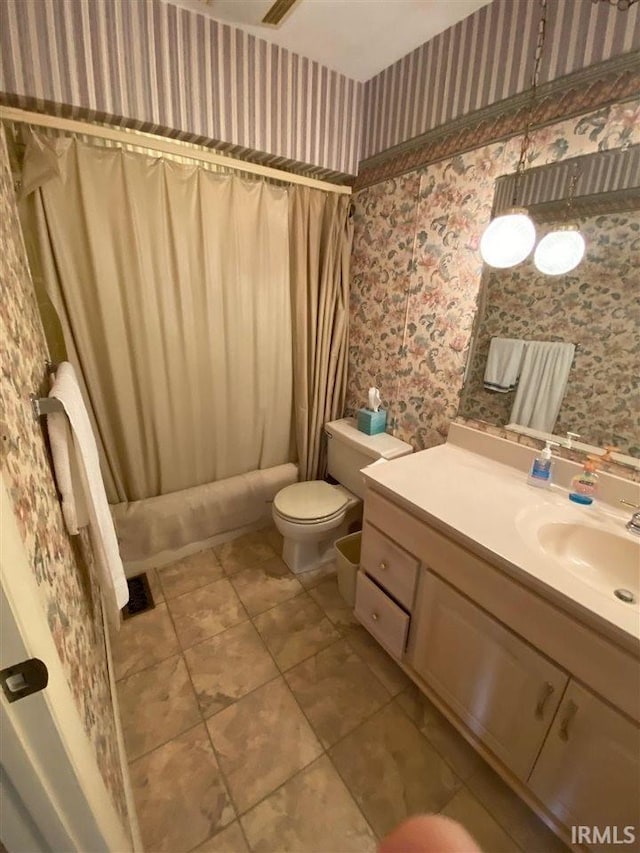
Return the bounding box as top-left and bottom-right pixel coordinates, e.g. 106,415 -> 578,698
534,226 -> 586,275
480,209 -> 536,269
480,0 -> 547,269
534,163 -> 586,276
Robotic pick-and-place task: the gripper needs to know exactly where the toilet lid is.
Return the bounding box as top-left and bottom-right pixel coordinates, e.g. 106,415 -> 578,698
274,481 -> 349,522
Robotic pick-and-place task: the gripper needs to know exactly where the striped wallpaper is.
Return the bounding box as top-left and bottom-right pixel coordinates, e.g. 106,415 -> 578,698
493,144 -> 640,213
362,0 -> 640,160
0,0 -> 363,177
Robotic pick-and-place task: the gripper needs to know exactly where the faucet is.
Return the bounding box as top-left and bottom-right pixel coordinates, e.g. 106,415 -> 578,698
620,500 -> 640,535
565,431 -> 580,449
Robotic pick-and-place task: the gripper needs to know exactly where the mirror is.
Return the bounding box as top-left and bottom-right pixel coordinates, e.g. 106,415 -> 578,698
459,146 -> 640,462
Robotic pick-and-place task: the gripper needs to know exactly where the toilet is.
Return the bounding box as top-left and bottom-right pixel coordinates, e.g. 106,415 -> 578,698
272,417 -> 413,574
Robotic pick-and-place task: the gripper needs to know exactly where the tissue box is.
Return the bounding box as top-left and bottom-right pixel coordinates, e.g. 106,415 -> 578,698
357,408 -> 387,435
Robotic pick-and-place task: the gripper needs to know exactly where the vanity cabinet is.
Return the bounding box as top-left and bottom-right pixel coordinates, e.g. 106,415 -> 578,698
357,485 -> 640,850
409,572 -> 568,780
529,681 -> 640,849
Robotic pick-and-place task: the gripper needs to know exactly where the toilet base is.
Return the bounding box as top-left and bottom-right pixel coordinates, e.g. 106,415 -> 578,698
274,498 -> 362,575
282,519 -> 351,574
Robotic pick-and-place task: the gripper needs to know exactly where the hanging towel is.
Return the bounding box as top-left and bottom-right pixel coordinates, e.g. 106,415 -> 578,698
483,338 -> 526,392
47,409 -> 89,534
510,341 -> 576,433
48,362 -> 129,625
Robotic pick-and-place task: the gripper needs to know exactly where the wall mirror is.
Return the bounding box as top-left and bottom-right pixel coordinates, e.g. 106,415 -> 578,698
459,144 -> 640,465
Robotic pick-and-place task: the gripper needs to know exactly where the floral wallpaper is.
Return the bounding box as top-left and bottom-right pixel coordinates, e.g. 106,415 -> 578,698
461,210 -> 640,457
0,126 -> 129,828
347,98 -> 640,462
348,170 -> 421,430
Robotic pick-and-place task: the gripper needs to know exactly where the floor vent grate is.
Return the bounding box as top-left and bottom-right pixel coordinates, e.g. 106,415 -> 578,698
122,573 -> 155,619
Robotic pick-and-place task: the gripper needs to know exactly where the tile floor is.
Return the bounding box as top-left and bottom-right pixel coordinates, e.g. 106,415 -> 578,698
112,527 -> 568,853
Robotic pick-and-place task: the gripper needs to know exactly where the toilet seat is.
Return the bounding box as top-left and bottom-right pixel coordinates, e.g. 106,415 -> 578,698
273,480 -> 349,524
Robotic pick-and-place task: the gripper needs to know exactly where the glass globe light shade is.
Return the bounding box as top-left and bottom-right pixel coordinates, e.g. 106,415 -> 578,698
480,208 -> 536,269
534,226 -> 586,275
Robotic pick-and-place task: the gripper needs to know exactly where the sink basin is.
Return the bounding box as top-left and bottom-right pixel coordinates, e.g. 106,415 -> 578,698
537,522 -> 640,601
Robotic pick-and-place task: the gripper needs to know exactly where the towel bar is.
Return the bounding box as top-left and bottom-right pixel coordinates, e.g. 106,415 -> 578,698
31,361 -> 63,420
30,394 -> 64,420
489,336 -> 580,352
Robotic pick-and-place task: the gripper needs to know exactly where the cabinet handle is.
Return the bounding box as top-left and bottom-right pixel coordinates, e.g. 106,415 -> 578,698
371,612 -> 379,622
379,561 -> 388,571
559,700 -> 578,741
534,681 -> 555,719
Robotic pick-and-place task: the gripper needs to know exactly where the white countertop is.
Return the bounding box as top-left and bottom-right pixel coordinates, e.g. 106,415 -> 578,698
363,443 -> 640,649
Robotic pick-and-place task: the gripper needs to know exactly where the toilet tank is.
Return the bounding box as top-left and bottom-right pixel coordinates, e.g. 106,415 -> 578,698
324,418 -> 413,499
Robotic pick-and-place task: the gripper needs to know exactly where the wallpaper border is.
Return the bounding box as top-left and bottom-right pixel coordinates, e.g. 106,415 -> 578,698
355,52 -> 640,190
0,92 -> 355,186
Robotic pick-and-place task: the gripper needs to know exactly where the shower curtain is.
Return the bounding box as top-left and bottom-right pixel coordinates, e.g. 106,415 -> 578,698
289,187 -> 353,481
21,133 -> 294,505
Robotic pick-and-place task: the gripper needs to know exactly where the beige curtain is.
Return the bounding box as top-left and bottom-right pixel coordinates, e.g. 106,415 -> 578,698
22,133 -> 293,503
289,187 -> 353,481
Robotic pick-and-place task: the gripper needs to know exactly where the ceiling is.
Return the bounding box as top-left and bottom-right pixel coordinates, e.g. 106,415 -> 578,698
166,0 -> 493,82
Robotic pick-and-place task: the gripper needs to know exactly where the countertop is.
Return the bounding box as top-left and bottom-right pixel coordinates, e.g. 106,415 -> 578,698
362,443 -> 640,650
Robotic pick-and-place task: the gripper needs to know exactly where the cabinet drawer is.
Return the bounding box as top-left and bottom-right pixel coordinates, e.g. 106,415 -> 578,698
361,523 -> 419,610
355,572 -> 410,661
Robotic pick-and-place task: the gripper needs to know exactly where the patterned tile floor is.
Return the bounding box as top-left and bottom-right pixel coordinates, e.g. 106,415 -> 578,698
112,527 -> 568,853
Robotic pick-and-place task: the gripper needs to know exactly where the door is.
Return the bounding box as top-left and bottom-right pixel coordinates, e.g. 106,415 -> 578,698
0,474 -> 133,852
409,572 -> 568,779
529,680 -> 640,851
1,762 -> 52,853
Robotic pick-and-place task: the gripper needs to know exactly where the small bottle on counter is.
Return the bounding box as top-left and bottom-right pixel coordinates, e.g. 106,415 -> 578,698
527,440 -> 559,489
568,456 -> 600,505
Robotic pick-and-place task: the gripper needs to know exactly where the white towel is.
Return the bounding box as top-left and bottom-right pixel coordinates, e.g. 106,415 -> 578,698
49,362 -> 129,624
510,341 -> 576,433
484,338 -> 526,392
47,410 -> 89,534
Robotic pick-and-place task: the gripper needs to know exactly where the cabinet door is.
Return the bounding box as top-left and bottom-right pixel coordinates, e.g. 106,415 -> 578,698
409,572 -> 568,779
529,681 -> 640,850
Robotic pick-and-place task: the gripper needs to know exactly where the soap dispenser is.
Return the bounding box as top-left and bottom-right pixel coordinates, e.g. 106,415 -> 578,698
569,456 -> 600,505
527,440 -> 559,489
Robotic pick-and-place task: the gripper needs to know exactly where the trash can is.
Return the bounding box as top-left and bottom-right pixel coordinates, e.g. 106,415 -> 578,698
334,531 -> 361,607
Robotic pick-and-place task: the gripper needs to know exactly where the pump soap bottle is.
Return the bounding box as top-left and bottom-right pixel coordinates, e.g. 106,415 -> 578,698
569,456 -> 600,505
527,440 -> 559,489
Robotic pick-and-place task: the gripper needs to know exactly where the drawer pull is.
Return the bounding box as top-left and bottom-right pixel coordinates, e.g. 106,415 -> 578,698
559,700 -> 578,741
534,681 -> 555,719
379,561 -> 388,571
371,612 -> 380,622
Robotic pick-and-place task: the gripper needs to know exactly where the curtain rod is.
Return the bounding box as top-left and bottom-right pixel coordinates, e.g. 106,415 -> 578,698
0,106 -> 353,196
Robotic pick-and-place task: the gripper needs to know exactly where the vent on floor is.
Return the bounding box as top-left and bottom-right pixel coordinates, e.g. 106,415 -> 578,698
122,573 -> 155,619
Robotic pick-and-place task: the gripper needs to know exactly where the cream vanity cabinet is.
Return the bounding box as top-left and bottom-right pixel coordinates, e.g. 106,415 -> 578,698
355,488 -> 640,847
